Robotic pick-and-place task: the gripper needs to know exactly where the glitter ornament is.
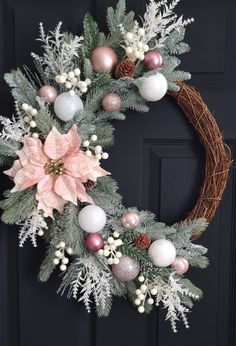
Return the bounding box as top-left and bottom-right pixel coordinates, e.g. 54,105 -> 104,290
102,93 -> 122,112
148,239 -> 176,267
91,46 -> 118,73
144,51 -> 163,71
138,73 -> 168,102
85,233 -> 104,252
112,255 -> 140,281
121,211 -> 140,229
171,257 -> 189,275
78,205 -> 106,233
39,85 -> 58,103
135,233 -> 151,249
54,92 -> 83,121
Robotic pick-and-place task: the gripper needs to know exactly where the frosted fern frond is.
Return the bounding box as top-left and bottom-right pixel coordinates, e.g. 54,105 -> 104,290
154,273 -> 199,332
59,255 -> 112,314
31,22 -> 83,79
17,210 -> 48,247
0,114 -> 28,142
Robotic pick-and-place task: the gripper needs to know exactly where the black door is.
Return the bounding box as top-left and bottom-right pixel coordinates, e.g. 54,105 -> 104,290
0,1 -> 236,346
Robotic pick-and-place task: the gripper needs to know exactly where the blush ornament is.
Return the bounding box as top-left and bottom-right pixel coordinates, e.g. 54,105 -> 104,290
148,239 -> 176,267
171,257 -> 189,275
138,73 -> 168,102
144,51 -> 163,71
112,255 -> 140,282
121,211 -> 140,229
39,85 -> 58,104
85,233 -> 104,252
91,46 -> 118,73
102,93 -> 122,112
54,92 -> 84,121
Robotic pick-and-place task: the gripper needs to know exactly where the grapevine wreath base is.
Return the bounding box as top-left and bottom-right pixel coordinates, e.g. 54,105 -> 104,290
0,0 -> 232,332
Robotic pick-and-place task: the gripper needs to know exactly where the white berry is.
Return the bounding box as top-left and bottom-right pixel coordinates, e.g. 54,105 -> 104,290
126,47 -> 133,55
86,150 -> 92,157
113,231 -> 119,238
69,89 -> 75,96
103,249 -> 110,257
147,298 -> 154,305
138,293 -> 145,300
38,230 -> 44,236
60,264 -> 67,271
55,75 -> 61,83
53,258 -> 60,265
55,250 -> 62,258
138,306 -> 145,313
116,251 -> 122,258
74,68 -> 81,76
30,120 -> 37,128
58,75 -> 66,84
31,108 -> 38,116
85,78 -> 91,86
135,51 -> 141,59
126,32 -> 133,41
65,81 -> 72,89
59,241 -> 66,248
62,257 -> 69,264
80,87 -> 88,93
113,257 -> 120,264
134,298 -> 141,305
23,116 -> 30,123
107,258 -> 114,265
143,44 -> 149,52
151,288 -> 158,295
96,154 -> 102,160
68,71 -> 75,79
140,284 -> 147,292
97,249 -> 104,255
90,134 -> 97,142
83,140 -> 90,147
22,103 -> 29,111
95,145 -> 102,154
135,289 -> 141,295
102,152 -> 109,160
66,247 -> 73,255
32,133 -> 39,139
138,275 -> 145,282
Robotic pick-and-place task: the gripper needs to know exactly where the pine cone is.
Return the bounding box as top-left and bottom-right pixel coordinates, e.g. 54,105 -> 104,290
135,233 -> 151,250
83,180 -> 97,191
115,59 -> 136,79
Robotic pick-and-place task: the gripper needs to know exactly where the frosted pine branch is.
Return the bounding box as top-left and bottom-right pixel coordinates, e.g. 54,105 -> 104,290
18,210 -> 48,247
0,114 -> 28,142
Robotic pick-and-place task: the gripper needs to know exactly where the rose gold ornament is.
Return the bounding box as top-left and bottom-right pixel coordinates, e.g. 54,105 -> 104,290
112,255 -> 140,281
171,257 -> 189,275
91,46 -> 118,73
39,85 -> 58,104
102,93 -> 122,112
85,233 -> 104,252
121,211 -> 140,230
144,51 -> 163,71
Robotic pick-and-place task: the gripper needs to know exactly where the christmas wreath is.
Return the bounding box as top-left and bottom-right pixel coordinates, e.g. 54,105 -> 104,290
0,0 -> 232,332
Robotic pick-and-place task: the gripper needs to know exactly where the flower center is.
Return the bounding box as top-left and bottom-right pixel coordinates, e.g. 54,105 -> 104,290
45,160 -> 64,175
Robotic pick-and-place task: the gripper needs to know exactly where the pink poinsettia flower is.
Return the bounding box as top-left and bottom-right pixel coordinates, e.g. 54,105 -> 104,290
4,125 -> 110,217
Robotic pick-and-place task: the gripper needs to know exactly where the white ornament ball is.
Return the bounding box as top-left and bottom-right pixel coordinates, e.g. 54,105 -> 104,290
138,73 -> 168,102
78,205 -> 106,233
54,92 -> 84,122
148,239 -> 176,267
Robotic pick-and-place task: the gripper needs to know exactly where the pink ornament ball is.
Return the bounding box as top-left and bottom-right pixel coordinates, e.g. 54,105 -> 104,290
112,255 -> 140,281
91,46 -> 118,73
121,211 -> 140,230
102,93 -> 122,112
39,85 -> 58,104
85,233 -> 104,252
144,51 -> 163,71
171,257 -> 189,275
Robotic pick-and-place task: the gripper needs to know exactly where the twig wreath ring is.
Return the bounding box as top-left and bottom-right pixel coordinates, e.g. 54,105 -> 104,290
0,0 -> 232,333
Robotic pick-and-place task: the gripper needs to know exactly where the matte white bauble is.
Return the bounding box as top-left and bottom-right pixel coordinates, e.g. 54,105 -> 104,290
138,73 -> 168,101
78,205 -> 106,233
148,239 -> 176,267
54,92 -> 84,121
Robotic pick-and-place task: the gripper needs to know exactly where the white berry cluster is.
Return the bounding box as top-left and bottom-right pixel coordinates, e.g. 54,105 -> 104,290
21,103 -> 39,137
53,241 -> 73,271
82,134 -> 109,160
134,275 -> 156,313
119,22 -> 149,62
97,231 -> 123,265
55,68 -> 91,95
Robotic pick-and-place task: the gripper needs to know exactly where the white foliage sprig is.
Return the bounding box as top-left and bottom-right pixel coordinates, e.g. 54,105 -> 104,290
31,22 -> 84,79
18,210 -> 48,247
142,0 -> 194,46
0,112 -> 28,143
66,255 -> 112,313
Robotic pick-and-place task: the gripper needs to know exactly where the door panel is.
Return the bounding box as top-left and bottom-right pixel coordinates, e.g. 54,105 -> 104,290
0,1 -> 235,346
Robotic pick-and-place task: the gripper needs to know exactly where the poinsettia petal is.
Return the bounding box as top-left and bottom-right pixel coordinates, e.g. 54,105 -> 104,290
40,190 -> 66,214
44,127 -> 68,160
54,174 -> 77,205
64,151 -> 98,178
36,194 -> 54,218
37,174 -> 56,194
76,180 -> 94,204
4,160 -> 22,177
24,136 -> 48,166
65,125 -> 82,155
82,165 -> 110,182
11,164 -> 45,192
